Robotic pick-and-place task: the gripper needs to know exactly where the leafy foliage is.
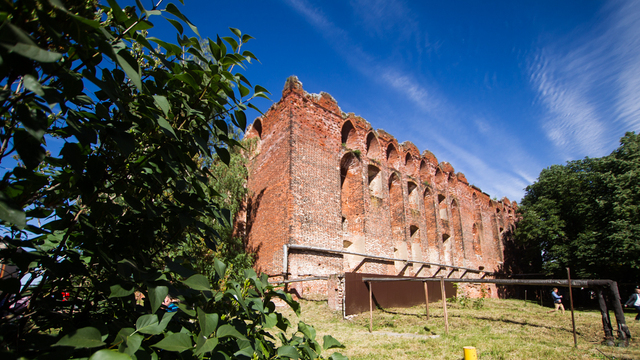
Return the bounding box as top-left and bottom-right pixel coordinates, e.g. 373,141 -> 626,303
0,0 -> 346,359
516,132 -> 640,281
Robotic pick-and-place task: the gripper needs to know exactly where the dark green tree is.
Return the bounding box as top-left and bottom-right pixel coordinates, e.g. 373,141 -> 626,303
516,132 -> 640,282
0,0 -> 346,359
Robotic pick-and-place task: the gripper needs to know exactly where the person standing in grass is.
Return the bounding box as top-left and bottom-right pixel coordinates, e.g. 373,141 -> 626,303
548,287 -> 565,314
624,287 -> 640,321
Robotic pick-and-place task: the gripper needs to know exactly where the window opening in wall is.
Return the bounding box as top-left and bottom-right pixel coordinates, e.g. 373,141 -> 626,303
410,225 -> 419,238
341,120 -> 356,147
443,233 -> 450,241
252,119 -> 262,139
366,132 -> 379,158
368,165 -> 383,198
408,181 -> 419,208
435,167 -> 444,184
419,160 -> 429,180
438,194 -> 448,220
386,144 -> 398,167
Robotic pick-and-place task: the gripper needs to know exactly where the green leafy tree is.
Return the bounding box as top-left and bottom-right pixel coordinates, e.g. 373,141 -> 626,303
516,132 -> 640,281
0,0 -> 346,359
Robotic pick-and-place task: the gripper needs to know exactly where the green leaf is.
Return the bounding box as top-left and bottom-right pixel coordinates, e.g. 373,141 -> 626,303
23,74 -> 44,96
53,327 -> 106,349
216,324 -> 247,340
106,0 -> 128,22
152,333 -> 192,352
165,18 -> 183,34
277,345 -> 299,359
0,43 -> 62,63
164,3 -> 199,37
298,322 -> 316,341
89,349 -> 132,360
222,37 -> 238,53
197,308 -> 219,338
213,258 -> 227,279
148,285 -> 168,313
322,335 -> 344,350
114,50 -> 142,90
109,284 -> 135,298
136,312 -> 175,335
152,95 -> 170,117
0,194 -> 26,228
238,83 -> 250,98
156,116 -> 177,139
263,313 -> 278,329
195,337 -> 218,356
229,27 -> 241,38
182,274 -> 211,291
328,353 -> 349,360
114,328 -> 143,356
214,146 -> 230,165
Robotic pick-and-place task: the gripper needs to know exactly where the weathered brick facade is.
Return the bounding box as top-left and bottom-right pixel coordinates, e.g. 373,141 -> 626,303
242,77 -> 517,306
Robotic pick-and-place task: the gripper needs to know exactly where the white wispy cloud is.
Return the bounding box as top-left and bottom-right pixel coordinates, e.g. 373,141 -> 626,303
282,0 -> 537,200
529,2 -> 640,160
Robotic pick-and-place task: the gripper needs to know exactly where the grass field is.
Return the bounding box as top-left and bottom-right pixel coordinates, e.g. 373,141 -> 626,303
278,297 -> 640,359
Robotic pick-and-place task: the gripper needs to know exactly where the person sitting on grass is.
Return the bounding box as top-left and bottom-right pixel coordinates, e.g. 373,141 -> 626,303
624,287 -> 640,321
548,287 -> 565,314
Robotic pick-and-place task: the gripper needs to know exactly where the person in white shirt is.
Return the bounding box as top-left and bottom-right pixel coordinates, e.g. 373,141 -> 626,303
624,287 -> 640,321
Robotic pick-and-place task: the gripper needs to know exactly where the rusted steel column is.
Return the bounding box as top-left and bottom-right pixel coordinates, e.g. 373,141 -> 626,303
567,268 -> 577,347
424,281 -> 429,320
596,286 -> 614,346
440,276 -> 449,334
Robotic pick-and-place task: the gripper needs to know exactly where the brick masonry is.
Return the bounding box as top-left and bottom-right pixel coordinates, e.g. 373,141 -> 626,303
241,76 -> 518,307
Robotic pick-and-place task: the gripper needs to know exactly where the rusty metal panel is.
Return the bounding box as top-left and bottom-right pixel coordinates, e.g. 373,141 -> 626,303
344,272 -> 455,316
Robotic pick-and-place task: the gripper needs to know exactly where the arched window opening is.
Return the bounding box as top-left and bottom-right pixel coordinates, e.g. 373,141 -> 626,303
435,167 -> 444,184
250,119 -> 263,139
404,153 -> 415,173
451,199 -> 464,263
341,154 -> 365,269
408,181 -> 419,209
366,132 -> 380,159
472,223 -> 482,256
368,165 -> 383,198
386,144 -> 399,168
410,225 -> 419,238
438,194 -> 448,220
419,160 -> 429,181
443,233 -> 450,241
341,120 -> 356,148
389,173 -> 405,248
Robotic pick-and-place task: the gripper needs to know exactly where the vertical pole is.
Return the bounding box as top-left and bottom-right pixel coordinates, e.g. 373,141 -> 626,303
524,289 -> 527,307
424,281 -> 429,320
369,281 -> 373,333
608,281 -> 631,345
596,286 -> 614,346
440,276 -> 449,335
567,267 -> 577,347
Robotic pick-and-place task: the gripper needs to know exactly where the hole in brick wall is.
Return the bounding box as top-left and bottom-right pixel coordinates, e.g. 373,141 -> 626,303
252,119 -> 262,139
389,173 -> 404,244
443,233 -> 450,241
410,225 -> 419,237
386,144 -> 398,168
408,181 -> 419,208
366,132 -> 380,159
473,222 -> 482,256
438,194 -> 448,220
368,165 -> 382,198
341,120 -> 356,148
435,167 -> 444,184
419,160 -> 429,180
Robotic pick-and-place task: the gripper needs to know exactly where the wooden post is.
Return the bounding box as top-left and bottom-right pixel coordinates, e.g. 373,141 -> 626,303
608,281 -> 631,345
369,281 -> 373,333
440,276 -> 449,335
424,281 -> 429,320
596,286 -> 614,346
566,267 -> 577,347
524,289 -> 527,306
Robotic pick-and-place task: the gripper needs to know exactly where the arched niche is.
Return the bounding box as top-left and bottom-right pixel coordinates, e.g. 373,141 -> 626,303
386,143 -> 399,169
340,153 -> 365,268
366,132 -> 380,159
341,120 -> 357,149
419,160 -> 430,181
388,172 -> 405,245
407,181 -> 419,209
423,187 -> 438,263
249,119 -> 262,139
368,165 -> 383,198
472,193 -> 483,257
404,153 -> 415,174
451,199 -> 464,264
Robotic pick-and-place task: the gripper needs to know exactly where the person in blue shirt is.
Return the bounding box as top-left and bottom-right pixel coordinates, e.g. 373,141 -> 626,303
548,287 -> 565,314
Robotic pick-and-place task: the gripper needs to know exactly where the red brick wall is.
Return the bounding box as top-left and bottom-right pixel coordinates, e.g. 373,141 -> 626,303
243,76 -> 518,299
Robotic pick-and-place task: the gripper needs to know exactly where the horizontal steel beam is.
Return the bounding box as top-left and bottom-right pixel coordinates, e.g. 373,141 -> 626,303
361,277 -> 615,288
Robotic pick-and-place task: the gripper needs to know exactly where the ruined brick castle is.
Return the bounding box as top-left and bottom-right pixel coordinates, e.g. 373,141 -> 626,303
241,77 -> 517,310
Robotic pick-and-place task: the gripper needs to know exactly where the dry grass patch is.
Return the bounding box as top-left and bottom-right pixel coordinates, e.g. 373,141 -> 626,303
277,298 -> 640,359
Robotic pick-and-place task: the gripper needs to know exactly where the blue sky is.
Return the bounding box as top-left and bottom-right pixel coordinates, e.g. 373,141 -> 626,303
135,1 -> 640,201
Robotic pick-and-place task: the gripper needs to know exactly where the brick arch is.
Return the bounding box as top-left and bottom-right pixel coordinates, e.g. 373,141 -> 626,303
404,152 -> 415,174
366,132 -> 380,160
472,193 -> 483,257
386,143 -> 399,169
423,187 -> 437,263
435,167 -> 445,185
407,181 -> 419,209
248,119 -> 262,139
340,153 -> 365,269
341,120 -> 357,149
